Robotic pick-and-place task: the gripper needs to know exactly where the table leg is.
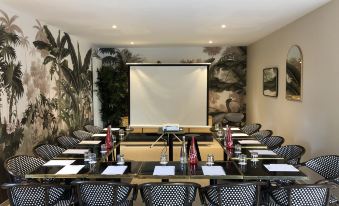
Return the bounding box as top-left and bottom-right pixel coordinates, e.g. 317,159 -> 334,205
168,134 -> 173,161
210,179 -> 217,185
162,179 -> 169,182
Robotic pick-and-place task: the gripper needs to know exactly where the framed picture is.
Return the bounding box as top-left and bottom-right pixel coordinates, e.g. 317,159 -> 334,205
263,67 -> 278,97
286,45 -> 302,101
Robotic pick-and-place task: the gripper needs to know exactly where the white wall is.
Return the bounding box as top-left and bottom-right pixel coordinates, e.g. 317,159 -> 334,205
247,0 -> 339,160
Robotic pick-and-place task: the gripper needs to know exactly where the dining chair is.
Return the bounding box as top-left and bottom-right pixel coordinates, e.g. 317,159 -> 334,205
33,144 -> 66,161
72,181 -> 138,206
251,130 -> 273,141
139,182 -> 201,206
201,182 -> 263,206
1,182 -> 73,206
272,145 -> 305,165
84,124 -> 103,134
225,112 -> 245,127
73,130 -> 92,140
269,184 -> 333,206
57,135 -> 80,149
260,136 -> 284,149
240,123 -> 261,135
4,155 -> 45,182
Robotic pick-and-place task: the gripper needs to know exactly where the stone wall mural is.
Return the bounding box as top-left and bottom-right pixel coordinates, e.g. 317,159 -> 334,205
0,7 -> 93,201
95,46 -> 246,126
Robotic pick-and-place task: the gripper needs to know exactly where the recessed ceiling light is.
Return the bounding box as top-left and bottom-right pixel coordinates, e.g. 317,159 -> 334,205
221,24 -> 227,29
112,25 -> 117,29
130,42 -> 134,45
208,40 -> 213,44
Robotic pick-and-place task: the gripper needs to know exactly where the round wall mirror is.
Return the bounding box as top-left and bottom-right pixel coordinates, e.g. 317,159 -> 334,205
286,45 -> 302,101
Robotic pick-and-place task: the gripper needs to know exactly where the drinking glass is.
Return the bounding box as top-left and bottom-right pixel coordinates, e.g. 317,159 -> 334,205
89,153 -> 97,164
160,153 -> 168,164
207,154 -> 214,165
119,129 -> 125,140
100,144 -> 107,153
84,151 -> 90,162
118,154 -> 125,164
251,152 -> 259,162
112,134 -> 117,143
234,144 -> 242,154
217,130 -> 223,138
238,154 -> 247,165
214,123 -> 220,131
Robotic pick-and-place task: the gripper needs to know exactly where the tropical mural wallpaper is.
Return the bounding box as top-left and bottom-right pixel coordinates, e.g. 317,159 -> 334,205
95,46 -> 246,126
0,7 -> 93,201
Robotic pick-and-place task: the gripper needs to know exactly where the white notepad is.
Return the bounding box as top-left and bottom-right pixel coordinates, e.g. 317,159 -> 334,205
231,127 -> 240,131
63,149 -> 89,154
56,165 -> 85,175
102,166 -> 127,175
79,140 -> 101,145
92,134 -> 106,137
202,166 -> 226,176
249,150 -> 276,155
103,128 -> 120,131
231,133 -> 249,137
153,166 -> 175,176
264,164 -> 299,172
238,140 -> 261,144
43,160 -> 75,166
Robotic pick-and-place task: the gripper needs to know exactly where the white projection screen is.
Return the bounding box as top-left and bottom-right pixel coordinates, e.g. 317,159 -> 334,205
129,64 -> 209,127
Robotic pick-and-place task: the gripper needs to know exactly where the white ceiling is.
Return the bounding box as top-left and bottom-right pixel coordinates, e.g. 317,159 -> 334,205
2,0 -> 330,47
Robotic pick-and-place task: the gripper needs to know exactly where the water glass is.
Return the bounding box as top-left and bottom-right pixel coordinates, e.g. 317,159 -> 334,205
238,154 -> 247,165
207,154 -> 214,165
119,129 -> 125,140
217,130 -> 223,138
84,151 -> 90,162
160,153 -> 168,164
100,144 -> 107,153
234,144 -> 242,154
118,154 -> 125,164
214,123 -> 220,131
89,153 -> 97,164
112,134 -> 117,143
251,152 -> 259,162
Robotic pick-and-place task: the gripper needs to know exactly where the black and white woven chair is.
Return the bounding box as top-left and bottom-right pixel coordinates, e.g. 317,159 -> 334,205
140,182 -> 200,206
33,144 -> 66,161
251,130 -> 273,141
84,125 -> 103,134
260,136 -> 284,150
57,136 -> 80,149
72,181 -> 137,206
201,182 -> 263,206
73,130 -> 92,140
240,123 -> 261,135
272,145 -> 305,165
2,182 -> 73,206
4,155 -> 45,182
269,184 -> 333,206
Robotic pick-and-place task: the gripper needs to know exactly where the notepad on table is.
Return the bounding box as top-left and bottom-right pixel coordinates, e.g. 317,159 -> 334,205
103,128 -> 120,131
55,165 -> 85,175
264,164 -> 299,172
79,140 -> 101,145
102,166 -> 127,175
231,127 -> 240,131
249,150 -> 276,155
238,140 -> 261,144
63,149 -> 89,154
153,166 -> 175,176
231,133 -> 249,137
92,134 -> 106,137
43,160 -> 75,166
202,166 -> 226,176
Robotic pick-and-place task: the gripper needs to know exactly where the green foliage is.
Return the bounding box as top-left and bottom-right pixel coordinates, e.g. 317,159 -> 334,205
96,48 -> 143,126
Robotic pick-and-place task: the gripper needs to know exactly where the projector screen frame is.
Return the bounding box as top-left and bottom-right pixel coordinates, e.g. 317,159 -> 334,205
127,63 -> 211,127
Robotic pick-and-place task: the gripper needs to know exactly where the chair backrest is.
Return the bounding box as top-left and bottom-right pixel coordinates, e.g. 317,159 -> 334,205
202,182 -> 262,206
240,123 -> 261,135
4,155 -> 45,182
73,130 -> 92,140
260,136 -> 284,149
72,181 -> 137,206
273,145 -> 305,165
57,136 -> 80,149
2,183 -> 72,206
33,144 -> 65,161
225,113 -> 244,127
271,184 -> 331,206
140,182 -> 200,206
84,125 -> 103,134
302,155 -> 339,180
251,130 -> 272,141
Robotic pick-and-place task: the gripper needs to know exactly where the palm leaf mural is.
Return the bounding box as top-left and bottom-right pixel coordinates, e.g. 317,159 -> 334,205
0,9 -> 23,35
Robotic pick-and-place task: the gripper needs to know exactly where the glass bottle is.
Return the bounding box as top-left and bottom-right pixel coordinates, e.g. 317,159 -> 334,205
105,125 -> 112,150
189,136 -> 198,165
180,136 -> 187,164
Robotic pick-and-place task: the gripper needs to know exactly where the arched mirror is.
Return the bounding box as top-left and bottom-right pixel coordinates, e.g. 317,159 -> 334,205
286,45 -> 302,101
